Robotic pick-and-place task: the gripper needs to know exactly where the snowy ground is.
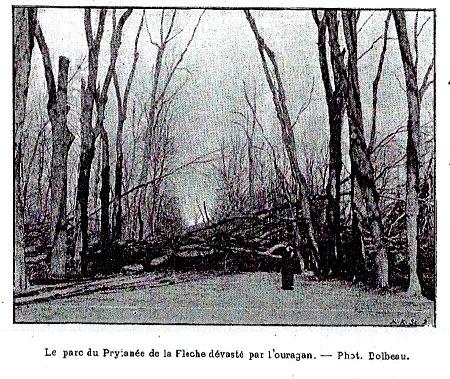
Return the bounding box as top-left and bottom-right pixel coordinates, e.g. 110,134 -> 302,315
14,272 -> 435,326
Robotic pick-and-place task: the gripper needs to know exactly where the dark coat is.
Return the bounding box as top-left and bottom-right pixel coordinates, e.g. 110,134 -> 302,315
281,247 -> 294,290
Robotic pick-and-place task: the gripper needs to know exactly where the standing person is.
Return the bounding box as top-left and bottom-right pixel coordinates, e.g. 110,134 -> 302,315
281,245 -> 294,290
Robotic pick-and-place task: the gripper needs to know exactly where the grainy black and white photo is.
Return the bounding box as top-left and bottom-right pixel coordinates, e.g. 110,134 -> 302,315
13,6 -> 436,326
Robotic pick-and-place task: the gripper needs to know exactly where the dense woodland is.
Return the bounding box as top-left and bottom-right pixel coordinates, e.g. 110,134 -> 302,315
14,8 -> 435,299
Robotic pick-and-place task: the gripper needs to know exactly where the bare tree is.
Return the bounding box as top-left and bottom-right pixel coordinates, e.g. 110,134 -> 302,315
231,83 -> 262,209
34,20 -> 74,279
21,101 -> 50,226
215,131 -> 248,217
13,7 -> 37,292
137,9 -> 204,238
93,9 -> 133,250
244,10 -> 321,271
368,12 -> 392,154
393,11 -> 432,295
139,10 -> 204,183
342,10 -> 389,288
73,8 -> 107,275
312,10 -> 347,276
112,12 -> 144,241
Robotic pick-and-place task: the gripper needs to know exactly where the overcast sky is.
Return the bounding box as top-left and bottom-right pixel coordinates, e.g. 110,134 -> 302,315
28,8 -> 434,224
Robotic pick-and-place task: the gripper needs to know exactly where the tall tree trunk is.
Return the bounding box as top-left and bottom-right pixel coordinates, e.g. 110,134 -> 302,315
34,21 -> 74,279
139,46 -> 164,184
137,44 -> 164,239
245,10 -> 321,272
313,10 -> 366,281
247,137 -> 255,201
112,12 -> 144,240
91,143 -> 101,233
342,10 -> 389,288
74,85 -> 97,275
312,10 -> 345,276
73,9 -> 107,275
94,9 -> 132,250
48,57 -> 73,279
13,7 -> 37,293
393,11 -> 422,295
99,123 -> 111,247
350,175 -> 365,281
112,116 -> 125,240
14,143 -> 27,292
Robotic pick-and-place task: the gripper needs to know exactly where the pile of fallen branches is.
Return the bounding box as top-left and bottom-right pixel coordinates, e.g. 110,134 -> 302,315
140,201 -> 310,273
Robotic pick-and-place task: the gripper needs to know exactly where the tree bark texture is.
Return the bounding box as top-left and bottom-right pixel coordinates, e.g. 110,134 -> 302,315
49,57 -> 73,279
113,116 -> 125,240
35,20 -> 74,279
73,9 -> 107,274
312,10 -> 345,276
13,7 -> 37,292
99,123 -> 111,247
95,9 -> 132,249
342,10 -> 389,288
393,11 -> 422,295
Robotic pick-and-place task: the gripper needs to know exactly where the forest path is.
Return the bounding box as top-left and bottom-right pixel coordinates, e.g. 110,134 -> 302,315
14,272 -> 434,326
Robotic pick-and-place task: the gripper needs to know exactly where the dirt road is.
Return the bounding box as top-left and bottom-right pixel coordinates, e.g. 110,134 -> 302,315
14,272 -> 434,326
